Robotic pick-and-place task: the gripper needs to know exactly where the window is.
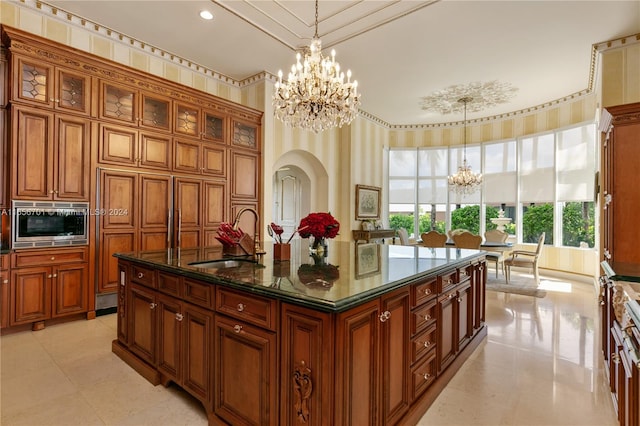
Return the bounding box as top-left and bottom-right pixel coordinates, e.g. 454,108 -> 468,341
387,123 -> 596,247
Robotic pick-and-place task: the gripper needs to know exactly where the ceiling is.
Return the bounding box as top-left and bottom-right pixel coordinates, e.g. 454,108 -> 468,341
47,0 -> 640,126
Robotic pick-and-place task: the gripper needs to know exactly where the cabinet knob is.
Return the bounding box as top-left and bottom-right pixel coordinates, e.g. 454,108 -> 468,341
424,314 -> 431,321
138,272 -> 144,279
423,341 -> 432,348
176,313 -> 184,321
48,274 -> 52,278
424,288 -> 432,295
3,279 -> 8,284
423,373 -> 432,381
612,353 -> 620,364
49,190 -> 55,194
457,297 -> 462,303
52,274 -> 57,278
149,302 -> 157,310
379,311 -> 391,322
237,303 -> 245,312
50,257 -> 55,261
233,324 -> 243,333
447,279 -> 453,285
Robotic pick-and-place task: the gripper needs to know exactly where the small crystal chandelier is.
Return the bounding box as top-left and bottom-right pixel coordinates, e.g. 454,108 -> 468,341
448,97 -> 483,195
272,0 -> 361,133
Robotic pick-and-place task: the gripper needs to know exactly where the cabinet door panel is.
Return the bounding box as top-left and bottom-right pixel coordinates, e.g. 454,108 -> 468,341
55,115 -> 90,200
99,232 -> 135,293
100,171 -> 137,229
128,283 -> 156,365
56,68 -> 91,116
11,267 -> 51,325
175,179 -> 202,228
99,125 -> 137,166
13,107 -> 53,199
139,175 -> 170,229
100,82 -> 136,124
174,139 -> 201,173
230,151 -> 258,199
1,271 -> 9,329
214,315 -> 277,426
175,103 -> 200,137
182,304 -> 213,403
457,282 -> 473,350
203,181 -> 226,228
381,288 -> 411,424
141,93 -> 170,131
13,58 -> 53,107
335,300 -> 380,425
157,295 -> 181,382
139,132 -> 171,170
437,290 -> 457,373
53,263 -> 87,317
202,145 -> 226,176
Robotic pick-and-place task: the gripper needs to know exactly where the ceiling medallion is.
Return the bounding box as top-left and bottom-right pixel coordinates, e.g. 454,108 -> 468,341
420,81 -> 518,115
272,0 -> 360,133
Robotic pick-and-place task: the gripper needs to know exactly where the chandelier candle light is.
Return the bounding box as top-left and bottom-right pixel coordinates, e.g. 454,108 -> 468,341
448,97 -> 483,195
272,0 -> 361,133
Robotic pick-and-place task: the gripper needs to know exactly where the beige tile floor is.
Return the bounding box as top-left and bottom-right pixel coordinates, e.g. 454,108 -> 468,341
1,271 -> 617,426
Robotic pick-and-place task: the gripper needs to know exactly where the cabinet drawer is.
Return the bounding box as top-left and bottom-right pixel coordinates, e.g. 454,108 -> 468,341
216,287 -> 276,331
411,298 -> 437,335
131,264 -> 156,288
458,266 -> 472,283
437,270 -> 458,293
412,278 -> 436,308
411,349 -> 437,401
184,278 -> 214,309
158,272 -> 182,297
12,248 -> 87,268
411,324 -> 437,365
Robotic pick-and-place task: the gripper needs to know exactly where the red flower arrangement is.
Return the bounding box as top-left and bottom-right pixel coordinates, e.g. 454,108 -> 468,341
298,212 -> 340,240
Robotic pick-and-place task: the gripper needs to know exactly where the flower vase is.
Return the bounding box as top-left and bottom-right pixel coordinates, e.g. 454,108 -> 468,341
309,237 -> 328,256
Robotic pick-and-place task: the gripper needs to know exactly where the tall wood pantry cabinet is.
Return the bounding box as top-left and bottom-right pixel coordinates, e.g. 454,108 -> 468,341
0,25 -> 263,330
599,102 -> 640,426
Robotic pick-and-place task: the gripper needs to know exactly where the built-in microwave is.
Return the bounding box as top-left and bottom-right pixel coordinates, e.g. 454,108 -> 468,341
11,200 -> 89,248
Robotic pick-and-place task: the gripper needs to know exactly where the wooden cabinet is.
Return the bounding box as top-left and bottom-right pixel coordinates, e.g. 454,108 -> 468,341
98,123 -> 171,170
157,292 -> 213,409
231,118 -> 260,151
335,287 -> 411,425
1,254 -> 10,329
11,56 -> 92,116
98,169 -> 171,293
99,81 -> 171,132
230,150 -> 259,200
174,177 -> 227,249
174,102 -> 227,143
11,106 -> 90,200
9,248 -> 88,328
173,137 -> 227,177
600,103 -> 640,266
1,46 -> 7,209
599,102 -> 640,426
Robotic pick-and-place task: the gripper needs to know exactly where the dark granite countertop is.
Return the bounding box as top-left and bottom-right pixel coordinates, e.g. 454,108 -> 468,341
114,240 -> 486,312
602,261 -> 640,283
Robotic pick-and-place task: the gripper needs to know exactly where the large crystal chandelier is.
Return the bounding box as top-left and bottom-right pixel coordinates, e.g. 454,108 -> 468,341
272,0 -> 360,134
448,97 -> 483,195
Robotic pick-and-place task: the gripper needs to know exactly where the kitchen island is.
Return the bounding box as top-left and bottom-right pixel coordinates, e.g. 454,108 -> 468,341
113,241 -> 487,425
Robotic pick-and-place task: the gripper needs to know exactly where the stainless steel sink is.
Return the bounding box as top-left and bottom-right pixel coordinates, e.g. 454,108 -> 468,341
189,258 -> 255,269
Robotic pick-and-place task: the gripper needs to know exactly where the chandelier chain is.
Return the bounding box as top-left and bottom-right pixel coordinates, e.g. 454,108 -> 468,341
314,0 -> 319,38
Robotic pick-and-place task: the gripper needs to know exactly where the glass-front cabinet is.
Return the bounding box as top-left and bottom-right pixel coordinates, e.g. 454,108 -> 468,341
99,81 -> 171,132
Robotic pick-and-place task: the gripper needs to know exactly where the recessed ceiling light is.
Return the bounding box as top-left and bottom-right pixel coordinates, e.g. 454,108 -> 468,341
199,10 -> 213,20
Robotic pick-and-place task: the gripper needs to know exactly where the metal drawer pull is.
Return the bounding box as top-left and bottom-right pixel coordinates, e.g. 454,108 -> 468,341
176,313 -> 183,321
50,257 -> 55,261
149,302 -> 157,309
457,297 -> 462,303
379,311 -> 391,322
237,303 -> 245,312
233,324 -> 243,333
424,288 -> 432,295
138,272 -> 144,279
423,341 -> 432,348
446,279 -> 453,285
612,353 -> 620,364
2,279 -> 7,284
52,274 -> 57,278
48,274 -> 52,278
424,314 -> 431,321
423,373 -> 431,380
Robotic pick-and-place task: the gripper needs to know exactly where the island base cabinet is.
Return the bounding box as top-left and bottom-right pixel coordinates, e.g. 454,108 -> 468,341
213,314 -> 278,426
280,304 -> 335,426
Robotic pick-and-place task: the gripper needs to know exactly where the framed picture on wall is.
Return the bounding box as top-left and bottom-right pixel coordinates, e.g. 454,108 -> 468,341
355,243 -> 381,278
355,184 -> 381,220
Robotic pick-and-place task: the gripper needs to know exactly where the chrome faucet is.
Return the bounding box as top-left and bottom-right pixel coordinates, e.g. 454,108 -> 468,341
231,207 -> 265,262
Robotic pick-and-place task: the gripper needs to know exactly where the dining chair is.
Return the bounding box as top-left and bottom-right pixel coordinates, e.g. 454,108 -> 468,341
420,230 -> 447,247
484,229 -> 509,278
397,228 -> 413,245
504,232 -> 546,284
452,231 -> 482,249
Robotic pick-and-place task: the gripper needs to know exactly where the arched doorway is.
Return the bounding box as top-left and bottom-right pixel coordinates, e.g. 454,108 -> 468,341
272,150 -> 328,241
